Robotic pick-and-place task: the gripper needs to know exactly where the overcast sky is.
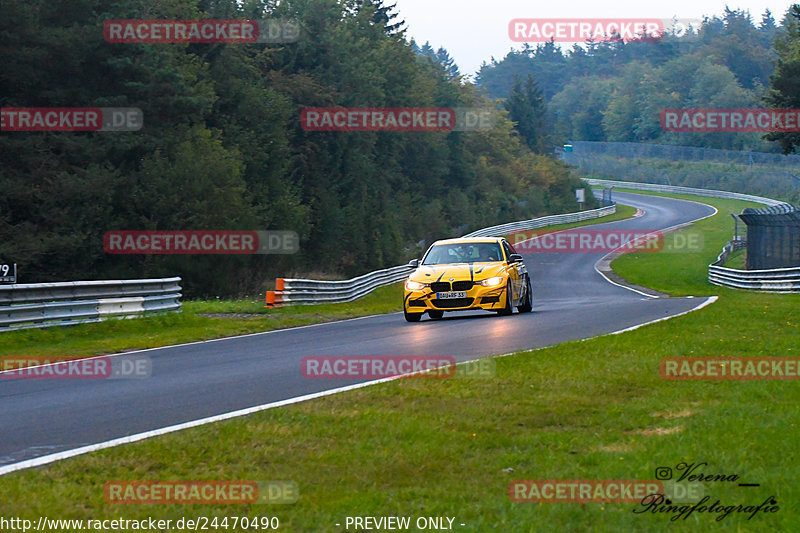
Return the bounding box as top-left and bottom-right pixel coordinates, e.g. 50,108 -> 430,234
392,0 -> 796,78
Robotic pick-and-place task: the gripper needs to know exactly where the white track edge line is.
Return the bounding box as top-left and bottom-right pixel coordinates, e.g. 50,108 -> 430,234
592,264 -> 659,298
0,295 -> 719,477
607,295 -> 719,335
0,375 -> 402,476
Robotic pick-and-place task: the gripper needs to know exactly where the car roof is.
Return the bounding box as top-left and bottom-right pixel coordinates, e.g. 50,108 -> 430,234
430,237 -> 504,245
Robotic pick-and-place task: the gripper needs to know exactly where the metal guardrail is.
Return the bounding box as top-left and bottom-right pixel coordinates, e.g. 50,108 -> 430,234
462,205 -> 616,237
712,239 -> 747,267
0,277 -> 182,330
709,259 -> 800,292
584,178 -> 799,292
266,266 -> 409,306
266,204 -> 617,307
582,178 -> 791,208
710,238 -> 800,292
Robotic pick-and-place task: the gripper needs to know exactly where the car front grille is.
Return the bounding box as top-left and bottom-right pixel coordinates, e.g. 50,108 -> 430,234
480,295 -> 500,304
408,299 -> 427,307
430,280 -> 475,292
431,297 -> 474,309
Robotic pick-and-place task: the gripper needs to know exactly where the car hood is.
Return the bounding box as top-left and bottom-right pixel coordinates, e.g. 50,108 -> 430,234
409,262 -> 506,284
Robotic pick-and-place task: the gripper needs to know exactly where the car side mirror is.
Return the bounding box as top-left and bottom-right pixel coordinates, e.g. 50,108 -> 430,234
509,253 -> 523,263
408,259 -> 419,268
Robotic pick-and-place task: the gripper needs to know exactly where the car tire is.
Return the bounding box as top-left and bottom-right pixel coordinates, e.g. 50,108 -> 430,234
518,275 -> 533,313
496,282 -> 513,316
404,309 -> 422,322
428,310 -> 444,320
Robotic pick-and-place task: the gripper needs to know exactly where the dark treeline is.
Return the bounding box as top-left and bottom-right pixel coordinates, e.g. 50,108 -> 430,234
0,0 -> 592,296
477,7 -> 800,152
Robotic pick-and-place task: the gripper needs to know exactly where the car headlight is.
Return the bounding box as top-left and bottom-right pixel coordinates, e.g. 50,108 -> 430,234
405,279 -> 429,291
480,276 -> 504,287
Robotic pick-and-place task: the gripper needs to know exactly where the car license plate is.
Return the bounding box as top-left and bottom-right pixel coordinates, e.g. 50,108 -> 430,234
437,291 -> 466,299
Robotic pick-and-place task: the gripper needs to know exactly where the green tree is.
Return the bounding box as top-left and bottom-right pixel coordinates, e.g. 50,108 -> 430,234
504,74 -> 548,153
764,5 -> 800,153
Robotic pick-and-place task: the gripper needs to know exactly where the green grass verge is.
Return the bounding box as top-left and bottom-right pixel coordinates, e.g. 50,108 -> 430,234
2,192 -> 796,531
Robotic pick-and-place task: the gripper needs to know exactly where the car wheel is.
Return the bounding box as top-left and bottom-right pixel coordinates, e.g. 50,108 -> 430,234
404,308 -> 422,322
518,275 -> 533,313
496,282 -> 513,316
428,310 -> 444,320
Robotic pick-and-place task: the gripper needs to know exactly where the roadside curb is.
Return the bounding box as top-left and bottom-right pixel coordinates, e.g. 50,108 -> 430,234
595,253 -> 669,298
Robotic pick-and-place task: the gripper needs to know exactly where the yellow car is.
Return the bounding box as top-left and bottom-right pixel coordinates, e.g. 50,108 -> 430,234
403,237 -> 533,322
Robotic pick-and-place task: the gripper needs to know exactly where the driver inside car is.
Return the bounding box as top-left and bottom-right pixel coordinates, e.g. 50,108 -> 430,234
479,245 -> 499,262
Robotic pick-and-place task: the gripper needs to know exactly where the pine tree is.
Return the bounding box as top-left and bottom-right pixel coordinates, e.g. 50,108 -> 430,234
504,74 -> 548,153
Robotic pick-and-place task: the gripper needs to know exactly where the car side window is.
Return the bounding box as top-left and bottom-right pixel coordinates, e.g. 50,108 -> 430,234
501,240 -> 513,261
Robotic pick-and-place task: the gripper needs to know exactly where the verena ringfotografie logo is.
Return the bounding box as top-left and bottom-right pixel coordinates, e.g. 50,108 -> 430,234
510,480 -> 663,503
661,357 -> 800,380
1,108 -> 142,132
103,230 -> 298,254
636,462 -> 778,521
104,481 -> 298,504
104,19 -> 300,43
1,355 -> 151,380
661,108 -> 800,132
301,356 -> 458,379
300,107 -> 495,132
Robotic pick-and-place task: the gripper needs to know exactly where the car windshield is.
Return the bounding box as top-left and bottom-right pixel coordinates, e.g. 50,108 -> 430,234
422,243 -> 503,265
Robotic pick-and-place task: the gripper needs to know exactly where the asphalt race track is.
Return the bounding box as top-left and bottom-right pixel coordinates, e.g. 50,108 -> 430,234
0,192 -> 716,472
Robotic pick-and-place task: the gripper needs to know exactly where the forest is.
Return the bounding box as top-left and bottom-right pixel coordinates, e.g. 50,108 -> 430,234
0,0 -> 591,296
477,7 -> 800,153
3,1 -> 800,295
